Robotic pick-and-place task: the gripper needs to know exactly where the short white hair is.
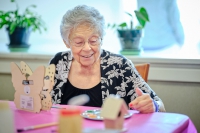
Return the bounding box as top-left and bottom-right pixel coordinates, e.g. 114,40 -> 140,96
60,5 -> 105,43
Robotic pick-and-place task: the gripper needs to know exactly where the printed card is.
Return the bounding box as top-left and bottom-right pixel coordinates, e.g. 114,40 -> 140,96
20,95 -> 34,110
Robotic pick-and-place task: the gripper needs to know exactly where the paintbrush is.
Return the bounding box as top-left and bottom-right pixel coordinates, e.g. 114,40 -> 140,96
51,106 -> 66,109
17,122 -> 57,132
68,94 -> 89,106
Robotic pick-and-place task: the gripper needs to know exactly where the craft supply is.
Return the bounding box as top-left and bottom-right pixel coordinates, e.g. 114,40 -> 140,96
81,109 -> 133,120
58,108 -> 82,133
58,94 -> 89,133
52,128 -> 121,133
68,94 -> 89,106
86,110 -> 94,113
0,101 -> 15,133
51,106 -> 66,109
17,122 -> 57,132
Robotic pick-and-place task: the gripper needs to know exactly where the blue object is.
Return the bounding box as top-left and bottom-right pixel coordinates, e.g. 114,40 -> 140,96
153,100 -> 159,112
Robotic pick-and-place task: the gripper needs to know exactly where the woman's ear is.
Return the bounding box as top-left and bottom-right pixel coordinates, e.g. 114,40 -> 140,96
63,39 -> 70,48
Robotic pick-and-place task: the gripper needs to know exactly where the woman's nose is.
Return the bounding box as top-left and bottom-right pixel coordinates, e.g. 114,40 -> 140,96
82,41 -> 91,50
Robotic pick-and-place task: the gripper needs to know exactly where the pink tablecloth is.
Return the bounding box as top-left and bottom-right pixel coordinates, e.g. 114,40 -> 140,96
8,101 -> 197,133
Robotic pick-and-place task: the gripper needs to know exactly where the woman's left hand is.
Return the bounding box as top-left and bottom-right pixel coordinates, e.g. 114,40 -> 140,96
129,88 -> 156,113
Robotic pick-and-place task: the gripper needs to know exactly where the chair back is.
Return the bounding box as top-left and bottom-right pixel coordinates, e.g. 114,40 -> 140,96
135,63 -> 150,82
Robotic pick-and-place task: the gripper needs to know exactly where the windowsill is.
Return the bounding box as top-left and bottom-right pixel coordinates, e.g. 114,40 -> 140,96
0,42 -> 199,63
0,43 -> 200,83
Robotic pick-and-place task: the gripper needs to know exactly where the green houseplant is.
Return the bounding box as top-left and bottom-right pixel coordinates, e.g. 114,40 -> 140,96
0,0 -> 46,49
108,7 -> 149,55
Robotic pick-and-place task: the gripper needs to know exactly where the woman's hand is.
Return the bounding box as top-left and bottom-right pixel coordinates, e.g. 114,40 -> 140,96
129,88 -> 156,113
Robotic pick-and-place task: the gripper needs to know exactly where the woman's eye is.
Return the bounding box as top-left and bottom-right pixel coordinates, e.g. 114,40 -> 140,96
90,41 -> 96,43
76,42 -> 83,44
90,38 -> 98,42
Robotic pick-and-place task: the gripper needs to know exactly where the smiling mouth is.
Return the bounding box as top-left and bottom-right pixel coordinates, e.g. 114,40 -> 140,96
81,54 -> 93,58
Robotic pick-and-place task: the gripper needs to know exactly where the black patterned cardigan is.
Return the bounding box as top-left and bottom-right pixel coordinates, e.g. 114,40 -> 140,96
49,49 -> 160,105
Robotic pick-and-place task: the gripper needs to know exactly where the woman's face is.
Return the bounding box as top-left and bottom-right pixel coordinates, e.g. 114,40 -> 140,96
65,24 -> 102,67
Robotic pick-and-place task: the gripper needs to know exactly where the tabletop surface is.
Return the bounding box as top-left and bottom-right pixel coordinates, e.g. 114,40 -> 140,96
4,101 -> 197,133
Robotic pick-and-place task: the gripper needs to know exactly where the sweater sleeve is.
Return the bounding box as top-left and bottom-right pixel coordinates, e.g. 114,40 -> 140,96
48,52 -> 66,104
124,59 -> 161,102
49,52 -> 62,65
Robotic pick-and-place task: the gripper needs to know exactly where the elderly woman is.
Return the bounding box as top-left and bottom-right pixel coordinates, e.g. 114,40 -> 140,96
50,5 -> 165,113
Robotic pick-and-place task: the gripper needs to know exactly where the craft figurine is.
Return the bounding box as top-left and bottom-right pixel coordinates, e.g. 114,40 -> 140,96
11,61 -> 55,112
101,95 -> 128,131
20,61 -> 56,111
11,62 -> 45,113
10,61 -> 55,113
40,64 -> 55,111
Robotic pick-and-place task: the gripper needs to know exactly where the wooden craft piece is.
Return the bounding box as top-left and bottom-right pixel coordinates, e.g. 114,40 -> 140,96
101,95 -> 128,131
20,61 -> 33,77
10,62 -> 45,113
0,101 -> 15,133
41,64 -> 55,111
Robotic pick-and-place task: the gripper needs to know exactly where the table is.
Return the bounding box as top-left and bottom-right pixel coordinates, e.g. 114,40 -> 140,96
5,101 -> 198,133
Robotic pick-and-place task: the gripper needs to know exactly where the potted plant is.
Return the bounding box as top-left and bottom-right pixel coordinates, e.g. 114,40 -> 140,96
0,0 -> 46,49
108,7 -> 149,55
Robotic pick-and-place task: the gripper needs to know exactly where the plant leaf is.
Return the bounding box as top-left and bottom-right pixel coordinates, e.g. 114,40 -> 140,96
125,12 -> 133,18
111,24 -> 116,29
135,25 -> 143,30
140,7 -> 149,22
0,10 -> 3,14
107,23 -> 110,28
134,7 -> 149,28
0,1 -> 46,33
9,21 -> 17,34
135,12 -> 146,27
30,5 -> 37,8
118,22 -> 127,28
14,10 -> 18,16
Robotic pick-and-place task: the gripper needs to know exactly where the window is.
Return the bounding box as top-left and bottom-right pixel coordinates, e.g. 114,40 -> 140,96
176,0 -> 200,56
0,0 -> 199,57
137,0 -> 200,57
